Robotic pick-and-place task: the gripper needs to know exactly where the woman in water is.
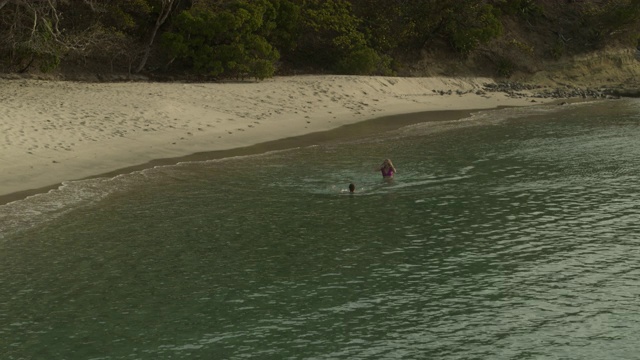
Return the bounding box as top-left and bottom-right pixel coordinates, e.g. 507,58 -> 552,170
379,159 -> 397,178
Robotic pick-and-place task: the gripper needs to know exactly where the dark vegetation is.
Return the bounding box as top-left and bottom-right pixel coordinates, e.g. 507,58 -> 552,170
1,0 -> 639,80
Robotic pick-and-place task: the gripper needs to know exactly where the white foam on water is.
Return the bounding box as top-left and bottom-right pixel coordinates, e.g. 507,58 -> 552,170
0,173 -> 147,239
0,146 -> 308,240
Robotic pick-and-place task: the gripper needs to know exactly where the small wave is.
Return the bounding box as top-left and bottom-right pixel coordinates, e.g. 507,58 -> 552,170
183,147 -> 302,167
0,163 -> 189,239
0,174 -> 147,239
0,146 -> 308,240
386,175 -> 473,191
395,101 -> 599,136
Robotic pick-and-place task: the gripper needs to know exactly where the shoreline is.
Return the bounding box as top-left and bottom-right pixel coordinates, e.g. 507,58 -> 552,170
0,75 -> 564,205
0,108 -> 479,205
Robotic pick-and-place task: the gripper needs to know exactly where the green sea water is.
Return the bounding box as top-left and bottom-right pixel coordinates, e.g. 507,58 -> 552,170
1,100 -> 640,359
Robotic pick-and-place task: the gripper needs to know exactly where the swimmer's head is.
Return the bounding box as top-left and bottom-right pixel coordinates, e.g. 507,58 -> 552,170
349,183 -> 355,193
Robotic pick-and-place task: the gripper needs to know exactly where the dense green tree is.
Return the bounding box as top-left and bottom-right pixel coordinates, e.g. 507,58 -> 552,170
392,1 -> 502,56
575,0 -> 640,48
443,2 -> 503,55
294,0 -> 365,67
161,0 -> 279,79
293,0 -> 387,74
264,0 -> 302,59
349,0 -> 408,54
0,0 -> 636,78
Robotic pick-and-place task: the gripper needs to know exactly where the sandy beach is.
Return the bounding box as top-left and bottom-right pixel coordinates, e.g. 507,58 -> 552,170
0,75 -> 557,200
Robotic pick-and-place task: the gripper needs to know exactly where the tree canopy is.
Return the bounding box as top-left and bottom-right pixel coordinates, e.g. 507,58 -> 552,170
0,0 -> 638,79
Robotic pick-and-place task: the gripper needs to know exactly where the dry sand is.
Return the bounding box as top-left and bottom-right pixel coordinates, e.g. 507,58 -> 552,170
0,75 -> 555,199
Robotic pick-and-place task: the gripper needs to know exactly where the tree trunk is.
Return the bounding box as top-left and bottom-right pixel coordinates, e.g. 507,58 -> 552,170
135,0 -> 174,73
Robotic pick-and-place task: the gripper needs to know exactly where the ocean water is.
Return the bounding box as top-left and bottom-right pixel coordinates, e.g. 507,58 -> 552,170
1,99 -> 640,359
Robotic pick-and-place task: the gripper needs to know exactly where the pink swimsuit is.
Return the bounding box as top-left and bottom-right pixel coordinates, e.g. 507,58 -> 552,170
381,167 -> 394,177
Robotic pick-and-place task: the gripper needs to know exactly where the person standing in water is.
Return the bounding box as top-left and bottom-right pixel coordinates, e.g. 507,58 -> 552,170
379,159 -> 397,178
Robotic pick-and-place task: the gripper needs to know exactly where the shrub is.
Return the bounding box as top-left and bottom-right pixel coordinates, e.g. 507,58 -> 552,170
337,47 -> 394,75
495,56 -> 515,77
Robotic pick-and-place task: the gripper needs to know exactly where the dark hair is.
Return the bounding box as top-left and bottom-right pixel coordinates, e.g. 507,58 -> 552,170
349,183 -> 355,192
